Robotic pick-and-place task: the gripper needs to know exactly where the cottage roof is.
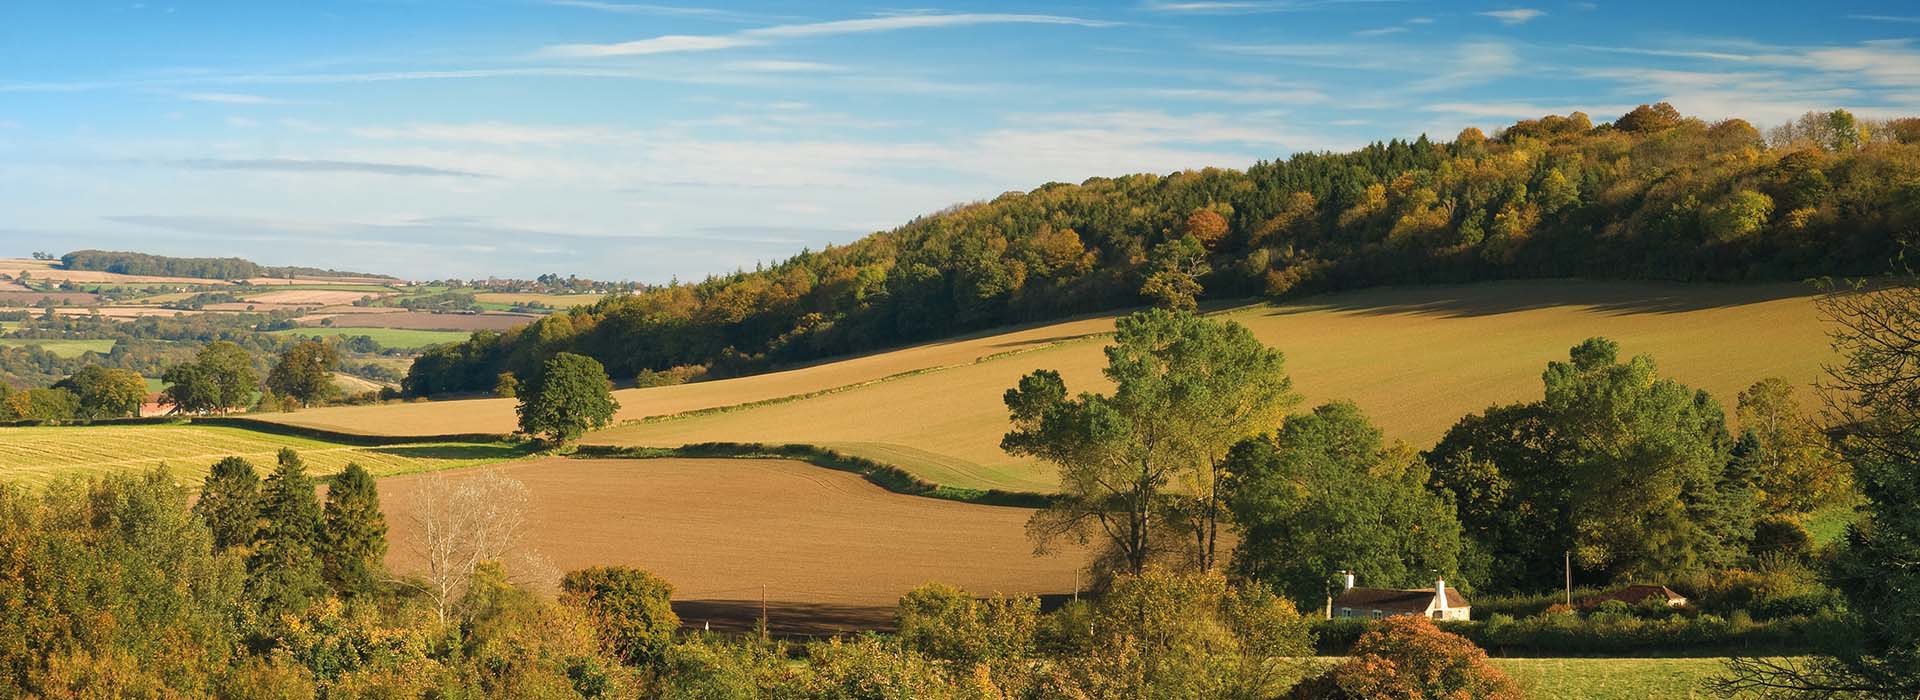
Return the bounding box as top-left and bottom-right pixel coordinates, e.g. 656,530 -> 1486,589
1333,586 -> 1469,613
1582,585 -> 1687,607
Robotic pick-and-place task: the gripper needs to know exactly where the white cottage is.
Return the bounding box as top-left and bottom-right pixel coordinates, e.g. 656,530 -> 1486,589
1330,573 -> 1470,621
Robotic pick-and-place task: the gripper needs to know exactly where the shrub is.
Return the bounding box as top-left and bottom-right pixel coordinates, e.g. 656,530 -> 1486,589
561,566 -> 681,668
894,583 -> 1038,665
1296,616 -> 1520,700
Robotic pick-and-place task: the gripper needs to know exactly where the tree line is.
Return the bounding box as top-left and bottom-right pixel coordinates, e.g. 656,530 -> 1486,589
59,249 -> 393,281
0,448 -> 1519,699
1007,272 -> 1920,698
407,105 -> 1920,396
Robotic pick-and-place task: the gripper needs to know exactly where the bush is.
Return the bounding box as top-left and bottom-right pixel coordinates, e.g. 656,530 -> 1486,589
1296,616 -> 1520,700
894,583 -> 1038,665
560,566 -> 681,668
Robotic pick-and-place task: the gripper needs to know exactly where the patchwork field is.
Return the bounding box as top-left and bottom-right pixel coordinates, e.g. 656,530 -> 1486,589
252,312 -> 1117,435
378,457 -> 1089,634
305,310 -> 535,331
243,288 -> 388,305
0,424 -> 528,487
271,326 -> 472,350
473,292 -> 605,308
248,281 -> 1836,494
0,338 -> 117,357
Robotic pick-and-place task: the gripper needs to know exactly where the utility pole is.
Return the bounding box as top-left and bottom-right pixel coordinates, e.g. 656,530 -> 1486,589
1564,550 -> 1572,606
760,584 -> 769,641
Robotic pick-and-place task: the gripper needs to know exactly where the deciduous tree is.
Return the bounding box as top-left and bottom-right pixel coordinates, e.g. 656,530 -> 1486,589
53,366 -> 147,420
517,352 -> 620,446
161,341 -> 258,415
1226,401 -> 1464,606
266,340 -> 340,408
1005,309 -> 1295,578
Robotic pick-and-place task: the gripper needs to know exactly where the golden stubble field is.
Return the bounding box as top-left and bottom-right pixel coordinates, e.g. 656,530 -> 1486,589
589,281 -> 1835,492
255,281 -> 1836,493
255,313 -> 1119,435
378,457 -> 1090,633
0,424 -> 527,487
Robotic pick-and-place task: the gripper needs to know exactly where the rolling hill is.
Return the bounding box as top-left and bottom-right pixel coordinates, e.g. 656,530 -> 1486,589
257,279 -> 1835,494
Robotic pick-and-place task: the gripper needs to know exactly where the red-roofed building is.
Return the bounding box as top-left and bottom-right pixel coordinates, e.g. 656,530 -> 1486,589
1331,572 -> 1471,621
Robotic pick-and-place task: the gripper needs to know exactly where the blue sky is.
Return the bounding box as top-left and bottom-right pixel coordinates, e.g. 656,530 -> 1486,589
2,1 -> 1917,281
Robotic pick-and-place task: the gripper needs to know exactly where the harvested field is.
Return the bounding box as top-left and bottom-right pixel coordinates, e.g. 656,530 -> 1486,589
0,424 -> 527,487
243,289 -> 388,305
306,310 -> 535,331
378,457 -> 1088,634
0,260 -> 226,285
271,327 -> 471,350
589,281 -> 1835,493
251,312 -> 1118,436
0,291 -> 100,305
0,338 -> 116,357
333,372 -> 389,394
473,292 -> 605,308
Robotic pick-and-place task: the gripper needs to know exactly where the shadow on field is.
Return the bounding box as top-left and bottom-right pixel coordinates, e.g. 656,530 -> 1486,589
367,443 -> 529,461
674,599 -> 895,636
1259,280 -> 1817,320
674,594 -> 1086,637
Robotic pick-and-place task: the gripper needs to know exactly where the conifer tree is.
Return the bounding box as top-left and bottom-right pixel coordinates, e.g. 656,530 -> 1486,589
194,456 -> 261,553
247,448 -> 325,615
321,462 -> 388,596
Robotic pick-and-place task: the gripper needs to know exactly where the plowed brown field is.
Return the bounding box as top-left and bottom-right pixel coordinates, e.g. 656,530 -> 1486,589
378,457 -> 1088,634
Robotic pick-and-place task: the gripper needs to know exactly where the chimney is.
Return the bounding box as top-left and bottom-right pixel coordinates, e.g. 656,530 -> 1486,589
1343,571 -> 1356,591
1435,579 -> 1449,612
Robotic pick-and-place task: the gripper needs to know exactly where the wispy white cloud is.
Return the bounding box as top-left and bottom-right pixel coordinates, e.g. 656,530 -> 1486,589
542,12 -> 1118,58
175,91 -> 292,104
1353,26 -> 1407,37
1408,42 -> 1519,92
1847,14 -> 1920,24
164,158 -> 495,178
720,60 -> 842,73
350,122 -> 638,146
1479,8 -> 1545,25
1139,0 -> 1400,14
1421,101 -> 1634,120
224,116 -> 259,128
542,1 -> 786,23
1130,86 -> 1329,104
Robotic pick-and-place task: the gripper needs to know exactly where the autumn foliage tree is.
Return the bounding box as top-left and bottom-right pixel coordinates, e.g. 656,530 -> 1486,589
1295,616 -> 1520,700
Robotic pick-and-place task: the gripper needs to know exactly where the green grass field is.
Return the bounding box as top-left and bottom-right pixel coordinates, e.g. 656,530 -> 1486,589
1492,657 -> 1726,700
271,327 -> 471,350
0,338 -> 116,357
0,424 -> 529,487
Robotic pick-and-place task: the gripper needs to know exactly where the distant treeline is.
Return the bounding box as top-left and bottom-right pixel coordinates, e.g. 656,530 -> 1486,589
407,104 -> 1920,395
59,249 -> 394,281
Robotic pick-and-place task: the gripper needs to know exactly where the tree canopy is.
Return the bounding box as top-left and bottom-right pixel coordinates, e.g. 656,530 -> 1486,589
516,352 -> 620,445
1006,309 -> 1295,577
409,104 -> 1920,396
1225,401 -> 1464,605
266,339 -> 341,408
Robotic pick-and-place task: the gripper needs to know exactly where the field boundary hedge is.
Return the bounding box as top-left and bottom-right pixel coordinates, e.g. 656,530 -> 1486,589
571,442 -> 1057,509
1,415 -> 512,446
1310,612 -> 1847,656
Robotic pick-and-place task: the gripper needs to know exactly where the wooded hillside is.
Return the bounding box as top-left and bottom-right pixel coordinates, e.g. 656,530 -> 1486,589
407,105 -> 1920,395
